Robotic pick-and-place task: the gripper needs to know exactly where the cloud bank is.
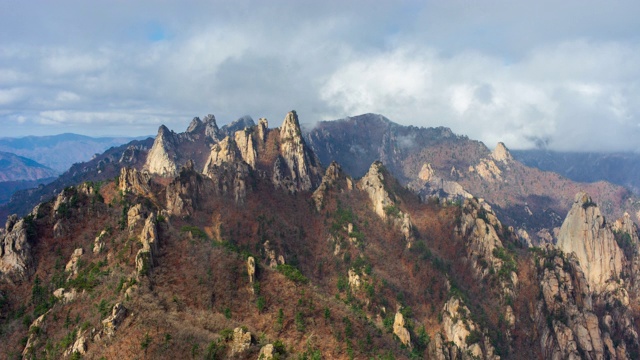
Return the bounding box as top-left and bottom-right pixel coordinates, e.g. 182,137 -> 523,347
1,0 -> 639,152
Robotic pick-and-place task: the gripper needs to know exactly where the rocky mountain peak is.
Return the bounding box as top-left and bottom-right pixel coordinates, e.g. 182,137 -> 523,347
358,161 -> 392,219
220,115 -> 254,137
203,114 -> 220,141
186,114 -> 220,141
273,111 -> 322,192
186,117 -> 203,133
312,161 -> 353,211
257,118 -> 269,142
144,125 -> 178,177
280,111 -> 301,140
556,192 -> 625,293
491,142 -> 513,163
204,136 -> 241,169
358,161 -> 415,246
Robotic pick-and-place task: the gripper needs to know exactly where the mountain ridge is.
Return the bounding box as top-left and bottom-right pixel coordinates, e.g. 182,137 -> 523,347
2,110 -> 640,358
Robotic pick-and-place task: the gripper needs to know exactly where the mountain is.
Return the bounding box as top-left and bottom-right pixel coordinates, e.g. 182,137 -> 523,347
2,111 -> 640,359
0,179 -> 56,206
0,134 -> 148,173
0,152 -> 58,206
0,151 -> 57,182
1,138 -> 153,222
512,149 -> 640,195
305,113 -> 639,244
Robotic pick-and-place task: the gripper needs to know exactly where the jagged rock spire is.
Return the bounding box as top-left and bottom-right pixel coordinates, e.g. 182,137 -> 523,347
203,114 -> 220,141
491,142 -> 513,163
186,117 -> 204,133
144,125 -> 178,177
273,111 -> 322,192
358,161 -> 394,219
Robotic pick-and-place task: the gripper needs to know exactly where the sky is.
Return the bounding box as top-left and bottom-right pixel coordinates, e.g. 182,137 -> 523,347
1,0 -> 640,152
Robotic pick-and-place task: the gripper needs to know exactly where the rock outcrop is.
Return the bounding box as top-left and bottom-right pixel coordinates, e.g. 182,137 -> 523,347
102,303 -> 127,337
263,241 -> 285,269
258,343 -> 274,359
312,161 -> 352,211
491,142 -> 513,163
533,246 -> 638,360
127,204 -> 148,232
358,161 -> 395,219
203,158 -> 250,205
613,212 -> 640,295
234,129 -> 257,169
0,217 -> 33,280
167,161 -> 213,216
257,118 -> 269,143
201,135 -> 255,204
230,327 -> 252,356
556,192 -> 624,293
441,297 -> 498,359
65,248 -> 84,277
53,287 -> 78,303
119,167 -> 152,196
52,219 -> 66,239
272,111 -> 322,192
145,114 -> 232,177
348,268 -> 361,290
358,161 -> 415,246
144,125 -> 179,177
418,163 -> 436,181
186,114 -> 220,142
392,311 -> 411,347
409,161 -> 474,203
457,197 -> 510,279
22,312 -> 48,358
247,256 -> 256,284
219,115 -> 255,138
204,137 -> 242,168
135,214 -> 158,277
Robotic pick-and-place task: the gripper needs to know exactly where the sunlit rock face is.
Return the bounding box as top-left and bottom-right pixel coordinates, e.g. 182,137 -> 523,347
556,192 -> 624,293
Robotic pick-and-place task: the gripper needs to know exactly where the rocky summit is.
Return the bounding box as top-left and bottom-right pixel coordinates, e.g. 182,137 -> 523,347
2,110 -> 640,359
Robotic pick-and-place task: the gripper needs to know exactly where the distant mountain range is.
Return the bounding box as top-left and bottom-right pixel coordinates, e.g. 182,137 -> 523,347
0,151 -> 57,182
0,133 -> 150,172
512,149 -> 640,195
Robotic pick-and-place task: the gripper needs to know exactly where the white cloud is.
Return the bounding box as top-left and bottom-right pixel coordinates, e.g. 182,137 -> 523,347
320,40 -> 640,152
0,87 -> 26,105
0,0 -> 639,150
